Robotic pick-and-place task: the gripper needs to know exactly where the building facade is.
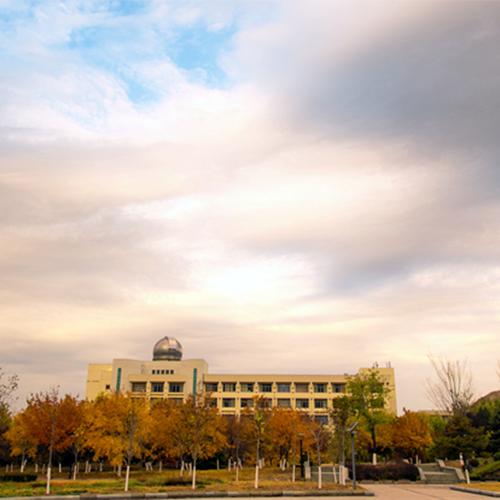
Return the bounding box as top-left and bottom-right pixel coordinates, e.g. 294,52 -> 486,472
86,336 -> 397,420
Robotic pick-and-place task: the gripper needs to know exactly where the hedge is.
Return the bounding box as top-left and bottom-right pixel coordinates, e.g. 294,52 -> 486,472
347,462 -> 420,481
0,473 -> 38,482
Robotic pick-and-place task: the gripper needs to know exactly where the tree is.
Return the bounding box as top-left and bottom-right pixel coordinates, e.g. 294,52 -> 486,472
242,396 -> 271,489
433,413 -> 488,459
346,370 -> 390,460
331,395 -> 352,467
224,414 -> 251,481
425,354 -> 474,415
0,369 -> 18,413
22,389 -> 83,494
303,414 -> 329,490
4,413 -> 38,471
392,411 -> 432,461
179,394 -> 226,490
85,393 -> 151,491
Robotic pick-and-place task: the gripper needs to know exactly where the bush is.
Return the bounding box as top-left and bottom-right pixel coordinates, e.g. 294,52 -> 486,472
0,473 -> 38,482
493,452 -> 500,462
470,458 -> 479,467
348,462 -> 420,482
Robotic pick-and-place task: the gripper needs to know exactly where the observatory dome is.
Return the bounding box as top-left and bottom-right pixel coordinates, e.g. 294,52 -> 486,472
152,336 -> 183,361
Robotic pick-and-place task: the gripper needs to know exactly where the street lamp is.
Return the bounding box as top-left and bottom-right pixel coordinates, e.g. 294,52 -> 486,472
347,422 -> 358,491
298,433 -> 305,478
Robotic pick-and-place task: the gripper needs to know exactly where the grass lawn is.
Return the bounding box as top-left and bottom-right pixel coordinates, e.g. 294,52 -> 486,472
0,467 -> 357,497
462,483 -> 500,492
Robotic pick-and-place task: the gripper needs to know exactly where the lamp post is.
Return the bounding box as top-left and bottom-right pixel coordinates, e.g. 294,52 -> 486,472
347,422 -> 358,491
298,433 -> 305,478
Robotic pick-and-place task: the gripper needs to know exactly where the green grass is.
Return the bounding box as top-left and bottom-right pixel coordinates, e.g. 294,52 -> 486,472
470,461 -> 500,480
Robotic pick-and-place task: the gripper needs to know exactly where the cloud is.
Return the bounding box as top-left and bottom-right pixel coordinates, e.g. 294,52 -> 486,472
0,1 -> 499,413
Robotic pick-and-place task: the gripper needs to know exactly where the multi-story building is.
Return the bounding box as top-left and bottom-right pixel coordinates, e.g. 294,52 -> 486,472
86,336 -> 397,420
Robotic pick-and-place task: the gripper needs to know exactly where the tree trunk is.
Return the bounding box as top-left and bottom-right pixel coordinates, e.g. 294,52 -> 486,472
124,464 -> 130,491
191,461 -> 197,490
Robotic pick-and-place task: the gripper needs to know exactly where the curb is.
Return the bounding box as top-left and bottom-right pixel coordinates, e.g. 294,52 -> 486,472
451,486 -> 500,497
0,490 -> 373,500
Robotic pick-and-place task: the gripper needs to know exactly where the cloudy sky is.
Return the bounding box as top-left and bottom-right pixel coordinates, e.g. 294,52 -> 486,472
1,0 -> 499,413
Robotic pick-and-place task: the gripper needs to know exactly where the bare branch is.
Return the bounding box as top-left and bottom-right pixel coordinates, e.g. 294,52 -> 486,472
425,353 -> 474,415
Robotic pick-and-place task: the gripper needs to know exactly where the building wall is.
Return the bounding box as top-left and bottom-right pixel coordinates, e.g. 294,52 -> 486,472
86,358 -> 397,418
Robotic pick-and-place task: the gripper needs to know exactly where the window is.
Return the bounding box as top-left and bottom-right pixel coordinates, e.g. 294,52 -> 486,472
296,399 -> 309,409
152,370 -> 156,374
205,382 -> 219,392
223,383 -> 236,392
170,398 -> 183,404
277,383 -> 290,393
314,399 -> 327,409
131,382 -> 146,393
315,415 -> 328,425
105,384 -> 110,390
295,383 -> 309,393
161,370 -> 165,375
169,382 -> 184,393
241,383 -> 254,392
207,398 -> 217,407
151,382 -> 164,393
314,383 -> 327,393
278,398 -> 291,408
240,398 -> 254,408
259,383 -> 273,393
333,384 -> 344,393
222,398 -> 236,408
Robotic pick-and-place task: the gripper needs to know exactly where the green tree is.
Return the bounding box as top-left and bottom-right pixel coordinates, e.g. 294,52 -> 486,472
433,413 -> 488,459
330,395 -> 352,466
346,370 -> 390,459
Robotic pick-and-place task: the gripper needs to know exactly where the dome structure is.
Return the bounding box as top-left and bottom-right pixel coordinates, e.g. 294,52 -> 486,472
153,336 -> 183,361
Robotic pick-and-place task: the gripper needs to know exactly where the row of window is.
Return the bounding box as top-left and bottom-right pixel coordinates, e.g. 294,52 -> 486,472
206,382 -> 345,393
220,398 -> 329,409
131,382 -> 184,393
152,369 -> 175,375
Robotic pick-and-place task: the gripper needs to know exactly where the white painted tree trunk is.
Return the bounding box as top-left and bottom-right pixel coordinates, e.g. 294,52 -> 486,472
254,464 -> 259,489
236,465 -> 239,482
59,462 -> 62,473
159,461 -> 163,473
333,463 -> 337,483
372,453 -> 377,465
117,464 -> 122,477
191,464 -> 196,490
46,466 -> 51,495
124,464 -> 130,491
228,459 -> 231,471
180,460 -> 184,477
35,463 -> 38,473
318,466 -> 322,490
292,464 -> 296,482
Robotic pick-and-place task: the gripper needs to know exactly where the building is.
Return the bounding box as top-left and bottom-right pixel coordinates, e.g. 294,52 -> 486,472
86,336 -> 397,420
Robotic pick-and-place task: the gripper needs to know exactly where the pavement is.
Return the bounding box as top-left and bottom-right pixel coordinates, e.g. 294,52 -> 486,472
361,484 -> 483,500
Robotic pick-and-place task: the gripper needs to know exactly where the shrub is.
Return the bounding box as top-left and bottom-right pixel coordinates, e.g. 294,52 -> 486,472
494,452 -> 500,462
0,473 -> 38,482
470,458 -> 479,467
348,462 -> 420,481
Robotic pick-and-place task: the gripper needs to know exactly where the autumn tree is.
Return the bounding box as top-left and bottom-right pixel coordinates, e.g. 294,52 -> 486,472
22,389 -> 83,494
392,411 -> 432,462
225,414 -> 251,481
4,413 -> 38,471
85,393 -> 151,491
346,370 -> 390,461
179,394 -> 226,490
242,396 -> 271,489
150,399 -> 179,470
303,414 -> 329,490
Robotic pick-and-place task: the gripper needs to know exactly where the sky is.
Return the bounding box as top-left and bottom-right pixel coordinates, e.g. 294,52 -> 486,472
1,0 -> 499,414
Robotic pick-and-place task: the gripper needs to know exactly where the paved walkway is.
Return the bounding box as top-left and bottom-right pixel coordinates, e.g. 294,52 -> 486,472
362,484 -> 477,500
